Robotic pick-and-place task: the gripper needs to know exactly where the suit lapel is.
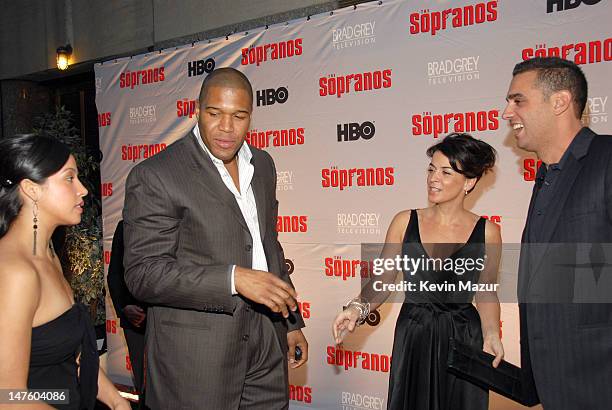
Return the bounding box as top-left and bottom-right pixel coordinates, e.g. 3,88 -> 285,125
526,129 -> 594,290
251,153 -> 268,242
184,132 -> 249,232
519,179 -> 541,298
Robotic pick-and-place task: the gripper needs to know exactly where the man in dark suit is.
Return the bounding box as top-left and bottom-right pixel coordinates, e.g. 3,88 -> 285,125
503,57 -> 612,409
107,220 -> 147,409
122,68 -> 308,409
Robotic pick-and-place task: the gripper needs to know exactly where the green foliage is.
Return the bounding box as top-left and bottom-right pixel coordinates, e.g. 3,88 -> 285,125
33,106 -> 105,325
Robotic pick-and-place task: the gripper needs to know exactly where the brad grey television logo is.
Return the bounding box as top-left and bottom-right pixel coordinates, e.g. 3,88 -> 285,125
129,105 -> 157,125
337,213 -> 381,235
277,170 -> 294,191
428,56 -> 480,85
582,96 -> 608,125
341,391 -> 385,410
332,21 -> 376,50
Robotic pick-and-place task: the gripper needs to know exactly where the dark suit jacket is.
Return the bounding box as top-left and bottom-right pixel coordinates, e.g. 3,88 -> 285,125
519,127 -> 612,410
107,220 -> 146,333
122,132 -> 304,409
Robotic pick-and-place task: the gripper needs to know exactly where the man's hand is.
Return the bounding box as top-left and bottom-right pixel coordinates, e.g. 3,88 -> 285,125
287,329 -> 308,369
234,266 -> 298,318
122,305 -> 146,327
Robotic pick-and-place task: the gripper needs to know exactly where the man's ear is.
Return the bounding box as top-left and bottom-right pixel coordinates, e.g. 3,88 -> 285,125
551,90 -> 572,116
19,179 -> 41,202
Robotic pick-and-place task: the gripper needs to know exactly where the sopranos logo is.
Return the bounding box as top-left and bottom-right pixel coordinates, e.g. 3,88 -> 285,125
327,346 -> 391,372
187,57 -> 215,77
583,95 -> 608,125
341,392 -> 386,410
325,256 -> 374,280
412,110 -> 499,138
246,128 -> 305,149
177,98 -> 198,119
241,39 -> 303,66
337,212 -> 381,235
332,21 -> 376,50
337,121 -> 375,142
297,301 -> 311,319
129,104 -> 156,125
256,87 -> 288,107
521,38 -> 612,65
483,215 -> 502,225
409,1 -> 498,36
106,319 -> 117,334
101,183 -> 113,197
289,385 -> 312,404
319,69 -> 392,98
428,56 -> 480,85
121,143 -> 167,163
277,215 -> 308,233
119,66 -> 165,89
98,112 -> 111,127
547,0 -> 602,13
523,158 -> 543,181
277,170 -> 294,191
322,167 -> 395,191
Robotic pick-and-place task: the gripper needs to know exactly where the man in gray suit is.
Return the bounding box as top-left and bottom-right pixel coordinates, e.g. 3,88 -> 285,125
503,57 -> 612,409
123,67 -> 308,410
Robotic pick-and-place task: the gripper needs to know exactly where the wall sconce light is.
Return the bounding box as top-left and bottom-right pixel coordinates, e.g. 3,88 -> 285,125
56,45 -> 73,70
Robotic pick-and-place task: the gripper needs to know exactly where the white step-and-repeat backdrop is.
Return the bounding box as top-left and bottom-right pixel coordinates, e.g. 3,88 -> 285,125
95,0 -> 611,408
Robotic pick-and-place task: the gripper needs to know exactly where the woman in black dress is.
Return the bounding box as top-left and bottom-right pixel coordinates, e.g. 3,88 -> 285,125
0,135 -> 130,409
333,133 -> 504,410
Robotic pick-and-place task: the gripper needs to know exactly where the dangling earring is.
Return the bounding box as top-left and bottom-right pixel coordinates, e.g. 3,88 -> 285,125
32,200 -> 39,256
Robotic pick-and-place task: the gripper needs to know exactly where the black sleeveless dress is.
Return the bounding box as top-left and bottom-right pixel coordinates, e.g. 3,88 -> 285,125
28,303 -> 99,410
387,210 -> 488,410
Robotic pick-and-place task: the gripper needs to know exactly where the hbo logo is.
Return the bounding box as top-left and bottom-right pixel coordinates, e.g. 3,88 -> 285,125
337,121 -> 375,142
256,87 -> 289,107
547,0 -> 601,13
187,58 -> 216,77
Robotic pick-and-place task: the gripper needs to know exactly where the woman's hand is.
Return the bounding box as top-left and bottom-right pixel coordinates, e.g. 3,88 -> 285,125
332,306 -> 361,344
483,334 -> 504,368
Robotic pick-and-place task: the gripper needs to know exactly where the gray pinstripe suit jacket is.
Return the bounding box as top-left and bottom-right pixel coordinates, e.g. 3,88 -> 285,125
122,132 -> 304,409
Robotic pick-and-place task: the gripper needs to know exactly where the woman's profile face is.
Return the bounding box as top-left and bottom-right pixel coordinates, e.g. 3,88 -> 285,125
426,151 -> 469,204
38,155 -> 88,226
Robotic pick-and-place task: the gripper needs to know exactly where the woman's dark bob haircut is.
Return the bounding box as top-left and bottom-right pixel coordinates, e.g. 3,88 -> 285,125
426,133 -> 496,193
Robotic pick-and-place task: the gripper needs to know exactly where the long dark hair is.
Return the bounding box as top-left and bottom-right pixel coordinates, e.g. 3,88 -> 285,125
0,135 -> 71,238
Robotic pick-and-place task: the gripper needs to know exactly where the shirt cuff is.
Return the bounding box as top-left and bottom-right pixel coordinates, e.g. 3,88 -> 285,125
231,265 -> 238,295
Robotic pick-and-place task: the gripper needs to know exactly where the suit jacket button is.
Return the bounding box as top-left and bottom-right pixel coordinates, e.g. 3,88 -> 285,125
242,334 -> 249,341
246,244 -> 252,251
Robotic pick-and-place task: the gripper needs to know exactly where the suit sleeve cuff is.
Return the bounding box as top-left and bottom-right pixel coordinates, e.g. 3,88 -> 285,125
231,265 -> 238,295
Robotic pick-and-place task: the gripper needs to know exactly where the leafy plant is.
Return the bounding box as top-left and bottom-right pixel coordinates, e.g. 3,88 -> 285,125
33,106 -> 105,325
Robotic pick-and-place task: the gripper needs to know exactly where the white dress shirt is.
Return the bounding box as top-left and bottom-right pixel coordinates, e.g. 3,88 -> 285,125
193,125 -> 268,294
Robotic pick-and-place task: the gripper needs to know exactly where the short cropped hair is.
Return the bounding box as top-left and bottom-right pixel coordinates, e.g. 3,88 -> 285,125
512,57 -> 587,119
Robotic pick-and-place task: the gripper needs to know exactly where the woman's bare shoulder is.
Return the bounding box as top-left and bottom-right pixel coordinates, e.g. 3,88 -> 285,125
0,253 -> 41,302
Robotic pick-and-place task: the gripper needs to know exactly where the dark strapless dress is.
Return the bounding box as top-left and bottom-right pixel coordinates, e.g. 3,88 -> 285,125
387,210 -> 489,410
28,303 -> 99,409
